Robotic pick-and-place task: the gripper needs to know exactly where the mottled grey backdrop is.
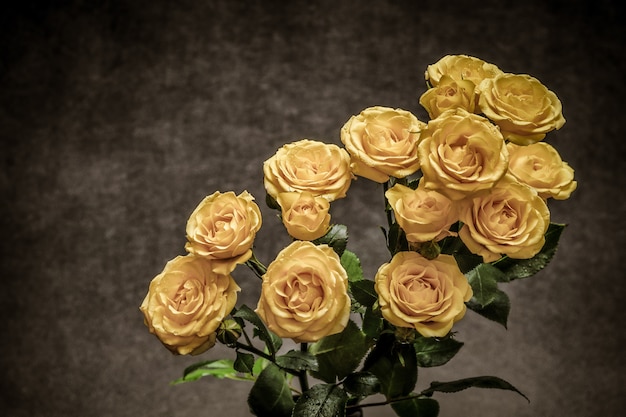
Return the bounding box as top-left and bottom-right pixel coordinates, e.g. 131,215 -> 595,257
1,1 -> 624,416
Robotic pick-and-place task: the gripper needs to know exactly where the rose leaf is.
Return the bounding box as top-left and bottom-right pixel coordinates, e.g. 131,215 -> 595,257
170,359 -> 238,385
292,383 -> 348,417
340,249 -> 364,282
233,305 -> 282,356
492,222 -> 567,281
466,289 -> 511,329
421,376 -> 529,402
313,224 -> 348,256
275,349 -> 319,373
390,397 -> 440,417
349,279 -> 378,310
234,351 -> 255,374
342,371 -> 381,398
466,263 -> 503,307
363,335 -> 417,399
309,320 -> 371,383
247,363 -> 295,417
361,304 -> 384,339
414,335 -> 464,368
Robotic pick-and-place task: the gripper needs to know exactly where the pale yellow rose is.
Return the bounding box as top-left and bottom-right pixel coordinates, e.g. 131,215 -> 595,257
425,54 -> 503,88
276,191 -> 331,241
140,255 -> 240,355
419,74 -> 478,119
418,108 -> 509,200
375,252 -> 472,338
185,191 -> 262,275
263,139 -> 353,202
385,182 -> 458,243
459,174 -> 550,262
478,73 -> 566,145
507,142 -> 577,200
340,106 -> 426,183
255,241 -> 351,343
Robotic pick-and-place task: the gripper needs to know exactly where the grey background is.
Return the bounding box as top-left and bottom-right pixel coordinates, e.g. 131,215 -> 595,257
1,0 -> 624,416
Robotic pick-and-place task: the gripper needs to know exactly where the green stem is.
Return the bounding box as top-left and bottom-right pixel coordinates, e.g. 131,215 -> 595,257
298,343 -> 310,393
234,341 -> 273,362
383,181 -> 394,231
245,251 -> 267,280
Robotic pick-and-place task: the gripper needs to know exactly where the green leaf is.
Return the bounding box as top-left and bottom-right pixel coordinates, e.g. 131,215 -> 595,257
292,384 -> 348,417
313,224 -> 348,257
275,349 -> 319,373
309,320 -> 371,383
406,177 -> 421,190
349,279 -> 378,309
439,229 -> 483,274
421,376 -> 529,402
452,251 -> 484,275
466,263 -> 504,307
266,193 -> 281,210
247,363 -> 295,417
252,357 -> 267,376
466,288 -> 511,328
341,250 -> 364,282
234,351 -> 255,374
414,336 -> 464,368
491,223 -> 566,281
364,336 -> 417,399
391,397 -> 440,417
342,372 -> 381,398
362,305 -> 384,339
170,359 -> 238,385
233,305 -> 282,356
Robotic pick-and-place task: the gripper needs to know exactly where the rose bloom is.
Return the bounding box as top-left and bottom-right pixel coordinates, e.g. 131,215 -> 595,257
419,74 -> 478,119
418,108 -> 509,200
255,241 -> 351,343
478,73 -> 566,145
385,182 -> 458,243
276,191 -> 331,241
340,106 -> 426,183
507,142 -> 577,200
375,252 -> 472,338
459,174 -> 551,263
425,54 -> 503,88
185,191 -> 262,274
140,255 -> 240,355
263,139 -> 353,202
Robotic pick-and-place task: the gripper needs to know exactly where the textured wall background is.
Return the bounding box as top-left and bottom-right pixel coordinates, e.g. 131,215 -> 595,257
1,1 -> 624,416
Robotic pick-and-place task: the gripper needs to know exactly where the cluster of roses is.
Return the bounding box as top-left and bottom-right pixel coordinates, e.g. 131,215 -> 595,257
140,54 -> 576,359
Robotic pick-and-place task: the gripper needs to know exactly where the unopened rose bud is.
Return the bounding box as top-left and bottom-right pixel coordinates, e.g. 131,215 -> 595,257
217,319 -> 242,346
394,326 -> 418,344
418,240 -> 441,260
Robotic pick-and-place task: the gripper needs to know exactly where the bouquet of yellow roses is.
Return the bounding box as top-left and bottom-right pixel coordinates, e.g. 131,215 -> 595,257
140,55 -> 576,417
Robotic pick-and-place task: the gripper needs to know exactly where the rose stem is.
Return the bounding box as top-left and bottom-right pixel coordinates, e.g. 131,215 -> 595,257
298,343 -> 310,393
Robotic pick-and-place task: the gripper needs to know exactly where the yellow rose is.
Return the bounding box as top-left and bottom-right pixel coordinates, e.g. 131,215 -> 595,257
255,241 -> 351,343
459,174 -> 550,262
276,191 -> 331,241
425,54 -> 503,88
340,106 -> 426,183
419,74 -> 478,119
418,108 -> 509,200
185,191 -> 262,274
140,255 -> 240,355
506,142 -> 577,200
375,252 -> 472,338
385,182 -> 458,243
478,73 -> 566,145
263,139 -> 353,202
